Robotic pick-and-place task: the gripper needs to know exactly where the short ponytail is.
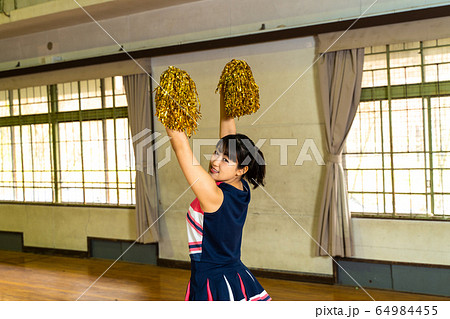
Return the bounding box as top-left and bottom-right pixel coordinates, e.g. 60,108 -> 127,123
244,147 -> 265,189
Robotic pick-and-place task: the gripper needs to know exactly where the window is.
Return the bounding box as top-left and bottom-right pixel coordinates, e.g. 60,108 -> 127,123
0,77 -> 135,205
345,38 -> 450,220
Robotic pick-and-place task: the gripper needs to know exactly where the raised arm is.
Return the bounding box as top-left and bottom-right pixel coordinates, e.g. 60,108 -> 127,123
165,128 -> 223,212
219,91 -> 236,138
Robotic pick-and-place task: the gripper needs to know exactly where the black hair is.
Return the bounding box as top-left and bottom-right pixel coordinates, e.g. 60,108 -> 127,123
216,134 -> 266,189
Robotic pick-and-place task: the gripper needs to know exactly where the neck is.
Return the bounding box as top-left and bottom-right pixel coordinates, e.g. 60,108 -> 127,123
228,179 -> 243,190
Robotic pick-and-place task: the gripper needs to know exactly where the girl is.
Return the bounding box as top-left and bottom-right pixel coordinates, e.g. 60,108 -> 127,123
165,92 -> 271,301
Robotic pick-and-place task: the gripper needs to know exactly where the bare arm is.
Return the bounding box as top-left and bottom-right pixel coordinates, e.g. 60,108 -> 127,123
165,128 -> 223,212
219,91 -> 236,138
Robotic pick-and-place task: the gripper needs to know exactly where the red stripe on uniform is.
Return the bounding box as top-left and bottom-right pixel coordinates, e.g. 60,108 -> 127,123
237,273 -> 248,301
190,198 -> 204,215
185,281 -> 190,301
207,279 -> 213,301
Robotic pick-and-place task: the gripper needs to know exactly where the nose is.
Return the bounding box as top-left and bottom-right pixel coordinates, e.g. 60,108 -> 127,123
211,153 -> 221,165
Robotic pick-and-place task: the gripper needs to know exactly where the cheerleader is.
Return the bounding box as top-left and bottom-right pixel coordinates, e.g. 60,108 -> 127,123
165,92 -> 271,301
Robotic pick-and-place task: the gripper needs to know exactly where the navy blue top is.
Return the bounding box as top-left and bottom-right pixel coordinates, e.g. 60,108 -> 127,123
200,180 -> 251,264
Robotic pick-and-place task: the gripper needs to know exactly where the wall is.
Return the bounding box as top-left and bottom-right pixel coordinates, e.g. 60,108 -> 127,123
0,203 -> 136,251
152,37 -> 331,274
353,218 -> 450,265
1,0 -> 50,12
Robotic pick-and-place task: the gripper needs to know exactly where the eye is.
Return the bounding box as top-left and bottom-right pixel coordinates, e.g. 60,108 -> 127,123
223,157 -> 229,163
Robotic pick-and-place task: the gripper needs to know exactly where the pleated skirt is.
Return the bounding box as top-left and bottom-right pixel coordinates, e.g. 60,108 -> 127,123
185,260 -> 271,301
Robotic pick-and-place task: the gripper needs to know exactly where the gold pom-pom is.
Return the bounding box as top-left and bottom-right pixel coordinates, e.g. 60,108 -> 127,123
155,66 -> 201,137
216,59 -> 260,118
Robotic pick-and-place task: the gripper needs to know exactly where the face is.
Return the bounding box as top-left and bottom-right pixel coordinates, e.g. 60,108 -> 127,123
209,149 -> 246,184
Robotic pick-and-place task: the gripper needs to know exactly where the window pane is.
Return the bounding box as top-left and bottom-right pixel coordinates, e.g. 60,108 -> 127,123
361,170 -> 384,192
364,53 -> 387,70
12,126 -> 23,201
349,192 -> 363,213
372,45 -> 386,53
390,67 -> 422,85
58,81 -> 80,112
349,192 -> 386,214
395,169 -> 426,193
80,79 -> 102,110
431,97 -> 450,152
114,77 -> 128,107
20,86 -> 48,115
405,66 -> 422,84
104,77 -> 114,108
393,153 -> 425,169
0,127 -> 14,200
115,118 -> 135,205
433,169 -> 450,194
20,124 -> 52,202
390,50 -> 421,67
395,194 -> 427,215
433,153 -> 450,170
362,193 -> 385,214
437,63 -> 450,81
0,90 -> 10,117
424,64 -> 438,82
438,37 -> 450,46
405,42 -> 420,50
373,69 -> 388,86
11,90 -> 20,116
347,101 -> 383,153
82,120 -> 106,204
423,46 -> 450,64
345,154 -> 383,170
361,71 -> 374,87
434,194 -> 450,216
423,40 -> 437,48
390,99 -> 424,152
59,122 -> 83,203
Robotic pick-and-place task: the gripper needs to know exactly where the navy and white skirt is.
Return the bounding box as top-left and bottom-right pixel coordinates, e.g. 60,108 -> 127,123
185,260 -> 271,301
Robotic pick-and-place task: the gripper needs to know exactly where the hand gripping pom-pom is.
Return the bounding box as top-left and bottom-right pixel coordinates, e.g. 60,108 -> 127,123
155,66 -> 201,137
216,59 -> 260,118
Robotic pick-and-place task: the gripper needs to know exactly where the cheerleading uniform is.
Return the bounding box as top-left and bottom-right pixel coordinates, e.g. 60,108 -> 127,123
185,180 -> 271,301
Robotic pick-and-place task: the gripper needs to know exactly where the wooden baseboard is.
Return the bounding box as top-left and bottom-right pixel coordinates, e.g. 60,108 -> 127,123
335,257 -> 450,270
157,258 -> 334,284
250,267 -> 334,285
157,258 -> 190,270
23,246 -> 88,258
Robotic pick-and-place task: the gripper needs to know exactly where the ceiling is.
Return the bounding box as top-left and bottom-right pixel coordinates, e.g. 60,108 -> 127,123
0,0 -> 202,39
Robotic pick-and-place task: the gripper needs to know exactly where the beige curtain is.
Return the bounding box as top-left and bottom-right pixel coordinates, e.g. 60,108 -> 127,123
317,48 -> 364,257
123,74 -> 159,243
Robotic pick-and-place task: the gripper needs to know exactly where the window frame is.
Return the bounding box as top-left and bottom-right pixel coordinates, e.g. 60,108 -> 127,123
344,40 -> 450,221
0,77 -> 136,207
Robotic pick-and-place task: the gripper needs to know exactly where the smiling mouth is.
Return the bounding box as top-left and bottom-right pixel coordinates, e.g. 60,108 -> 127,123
210,167 -> 219,174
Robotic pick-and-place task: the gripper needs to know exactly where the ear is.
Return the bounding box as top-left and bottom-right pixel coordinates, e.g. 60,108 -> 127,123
237,166 -> 248,176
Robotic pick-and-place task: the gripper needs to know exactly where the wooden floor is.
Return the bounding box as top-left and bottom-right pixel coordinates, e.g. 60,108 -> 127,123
0,250 -> 448,301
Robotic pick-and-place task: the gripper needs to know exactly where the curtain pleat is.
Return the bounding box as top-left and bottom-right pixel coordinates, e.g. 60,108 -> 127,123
123,74 -> 159,243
